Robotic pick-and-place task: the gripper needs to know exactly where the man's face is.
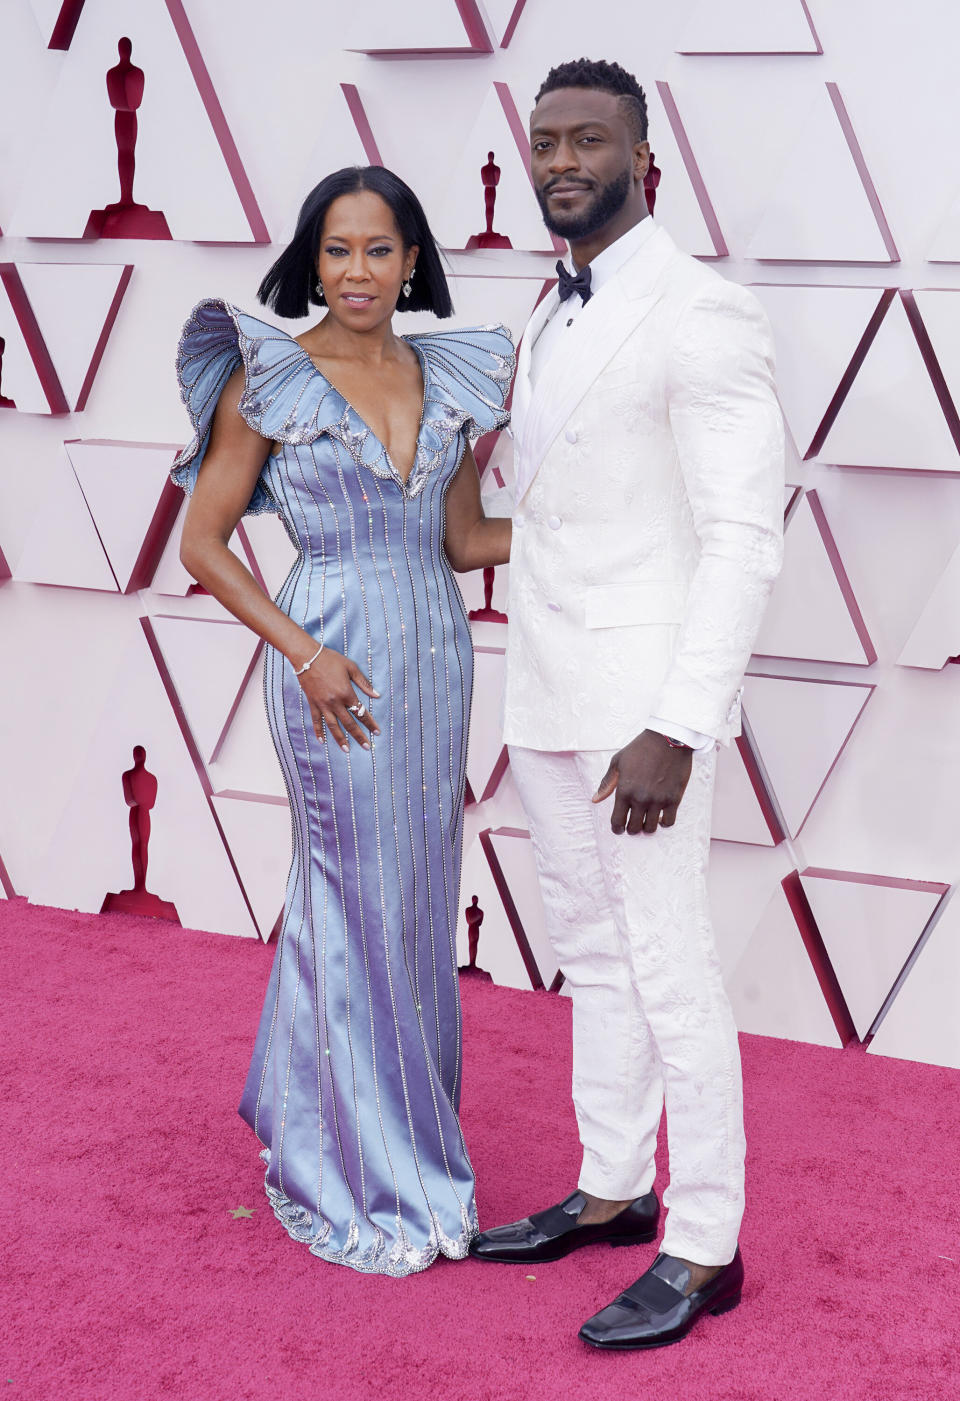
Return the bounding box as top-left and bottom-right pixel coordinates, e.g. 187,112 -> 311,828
529,87 -> 641,240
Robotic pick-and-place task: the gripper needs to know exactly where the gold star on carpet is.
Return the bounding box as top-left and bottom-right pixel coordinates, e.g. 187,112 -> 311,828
230,1206 -> 255,1218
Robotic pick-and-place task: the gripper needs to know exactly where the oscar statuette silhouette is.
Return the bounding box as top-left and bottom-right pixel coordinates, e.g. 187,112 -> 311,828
85,38 -> 172,240
0,338 -> 14,408
645,152 -> 661,216
468,566 -> 507,623
459,895 -> 491,978
465,152 -> 512,250
101,746 -> 179,921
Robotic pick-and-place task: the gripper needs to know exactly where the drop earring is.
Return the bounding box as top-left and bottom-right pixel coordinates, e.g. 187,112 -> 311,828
402,266 -> 415,299
315,277 -> 325,304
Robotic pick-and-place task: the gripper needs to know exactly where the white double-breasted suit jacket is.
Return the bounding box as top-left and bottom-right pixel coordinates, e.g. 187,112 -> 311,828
502,223 -> 785,753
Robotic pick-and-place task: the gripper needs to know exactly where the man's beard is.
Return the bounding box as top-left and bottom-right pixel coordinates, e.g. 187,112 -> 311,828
535,168 -> 632,240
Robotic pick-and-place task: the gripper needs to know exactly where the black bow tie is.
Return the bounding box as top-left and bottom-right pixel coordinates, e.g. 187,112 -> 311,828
556,260 -> 592,305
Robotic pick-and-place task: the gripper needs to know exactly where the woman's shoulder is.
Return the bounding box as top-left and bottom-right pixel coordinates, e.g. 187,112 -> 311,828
171,298 -> 344,515
175,297 -> 345,443
408,322 -> 515,439
176,298 -> 301,396
407,321 -> 514,373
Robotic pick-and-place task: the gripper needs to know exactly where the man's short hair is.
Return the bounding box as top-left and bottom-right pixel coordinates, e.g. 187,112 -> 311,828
535,58 -> 648,143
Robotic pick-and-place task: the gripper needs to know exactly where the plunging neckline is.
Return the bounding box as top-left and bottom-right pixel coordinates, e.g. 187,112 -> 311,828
289,331 -> 429,491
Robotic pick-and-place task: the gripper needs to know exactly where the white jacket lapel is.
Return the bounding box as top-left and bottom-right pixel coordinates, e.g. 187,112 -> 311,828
512,290 -> 557,456
515,226 -> 678,503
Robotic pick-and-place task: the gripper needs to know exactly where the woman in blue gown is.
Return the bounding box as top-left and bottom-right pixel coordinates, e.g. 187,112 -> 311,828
171,167 -> 514,1275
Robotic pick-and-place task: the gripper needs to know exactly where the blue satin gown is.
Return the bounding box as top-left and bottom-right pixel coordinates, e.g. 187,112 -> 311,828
172,299 -> 513,1275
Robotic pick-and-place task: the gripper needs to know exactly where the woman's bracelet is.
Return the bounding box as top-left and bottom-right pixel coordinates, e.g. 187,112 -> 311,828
294,643 -> 324,676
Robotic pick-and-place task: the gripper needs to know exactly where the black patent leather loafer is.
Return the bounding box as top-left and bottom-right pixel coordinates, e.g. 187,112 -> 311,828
579,1249 -> 743,1349
468,1190 -> 660,1264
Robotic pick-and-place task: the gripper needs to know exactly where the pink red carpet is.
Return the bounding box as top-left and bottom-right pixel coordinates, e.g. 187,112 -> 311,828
2,900 -> 957,1401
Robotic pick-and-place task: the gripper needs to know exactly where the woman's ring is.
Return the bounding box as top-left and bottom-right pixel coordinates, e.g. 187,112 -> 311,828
348,701 -> 366,718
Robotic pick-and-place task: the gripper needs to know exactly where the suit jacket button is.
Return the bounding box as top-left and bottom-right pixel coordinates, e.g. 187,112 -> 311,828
564,429 -> 578,444
547,515 -> 562,530
547,602 -> 562,612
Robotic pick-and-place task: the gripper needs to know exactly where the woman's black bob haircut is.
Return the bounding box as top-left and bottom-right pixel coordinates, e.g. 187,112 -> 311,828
257,165 -> 453,320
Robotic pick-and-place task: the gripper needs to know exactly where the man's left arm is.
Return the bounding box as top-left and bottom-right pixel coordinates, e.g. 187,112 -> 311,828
594,282 -> 784,835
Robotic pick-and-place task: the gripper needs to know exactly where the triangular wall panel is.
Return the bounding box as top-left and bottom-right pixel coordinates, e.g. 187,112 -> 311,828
10,0 -> 267,241
800,869 -> 946,1040
0,846 -> 15,898
711,735 -> 780,847
651,83 -> 728,258
148,504 -> 192,597
744,674 -> 874,837
456,835 -> 531,989
725,881 -> 843,1047
66,440 -> 183,593
211,793 -> 290,943
753,491 -> 876,664
912,289 -> 960,448
27,1 -> 69,41
342,0 -> 490,54
424,276 -> 545,349
238,513 -> 298,602
279,84 -> 380,242
207,660 -> 285,800
897,539 -> 960,669
747,84 -> 897,263
486,827 -> 559,990
750,285 -> 888,457
708,840 -> 794,979
484,0 -> 527,47
678,0 -> 821,53
32,627 -> 259,937
868,893 -> 960,1068
927,191 -> 960,262
818,294 -> 959,472
467,649 -> 508,803
150,616 -> 262,764
15,262 -> 132,411
437,85 -> 557,253
148,509 -> 264,600
0,266 -> 67,414
14,447 -> 119,591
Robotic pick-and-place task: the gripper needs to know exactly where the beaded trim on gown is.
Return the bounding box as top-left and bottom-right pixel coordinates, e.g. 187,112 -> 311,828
172,299 -> 514,1275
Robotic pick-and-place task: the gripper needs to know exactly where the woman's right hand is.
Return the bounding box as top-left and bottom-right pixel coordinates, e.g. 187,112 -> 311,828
294,646 -> 381,751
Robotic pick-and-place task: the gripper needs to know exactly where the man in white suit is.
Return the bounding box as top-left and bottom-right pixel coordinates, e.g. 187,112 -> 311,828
469,59 -> 784,1350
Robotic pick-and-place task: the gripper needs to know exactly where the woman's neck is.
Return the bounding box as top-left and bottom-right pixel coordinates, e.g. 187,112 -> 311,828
303,314 -> 405,367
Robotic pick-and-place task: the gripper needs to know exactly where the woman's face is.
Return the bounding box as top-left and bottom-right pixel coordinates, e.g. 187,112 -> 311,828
315,191 -> 418,331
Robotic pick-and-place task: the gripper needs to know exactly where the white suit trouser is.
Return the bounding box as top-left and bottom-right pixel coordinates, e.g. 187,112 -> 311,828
508,744 -> 745,1267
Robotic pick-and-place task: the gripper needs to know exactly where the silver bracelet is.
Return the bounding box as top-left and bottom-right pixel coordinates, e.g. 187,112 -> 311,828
294,643 -> 324,676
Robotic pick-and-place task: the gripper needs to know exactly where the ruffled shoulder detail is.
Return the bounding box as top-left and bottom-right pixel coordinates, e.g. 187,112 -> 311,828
410,323 -> 515,448
171,298 -> 347,514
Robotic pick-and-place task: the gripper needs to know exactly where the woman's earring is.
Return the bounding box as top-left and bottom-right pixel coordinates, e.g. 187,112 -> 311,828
401,266 -> 415,299
315,278 -> 325,304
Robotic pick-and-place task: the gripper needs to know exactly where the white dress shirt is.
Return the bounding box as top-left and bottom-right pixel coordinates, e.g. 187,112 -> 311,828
527,218 -> 713,754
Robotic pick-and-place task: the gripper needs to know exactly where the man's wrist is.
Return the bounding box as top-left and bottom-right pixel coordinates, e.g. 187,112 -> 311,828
627,734 -> 689,756
643,727 -> 692,752
647,717 -> 714,753
660,733 -> 693,751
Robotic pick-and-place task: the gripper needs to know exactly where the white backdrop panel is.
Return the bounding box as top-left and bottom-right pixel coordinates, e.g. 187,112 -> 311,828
10,0 -> 261,241
2,0 -> 960,1068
